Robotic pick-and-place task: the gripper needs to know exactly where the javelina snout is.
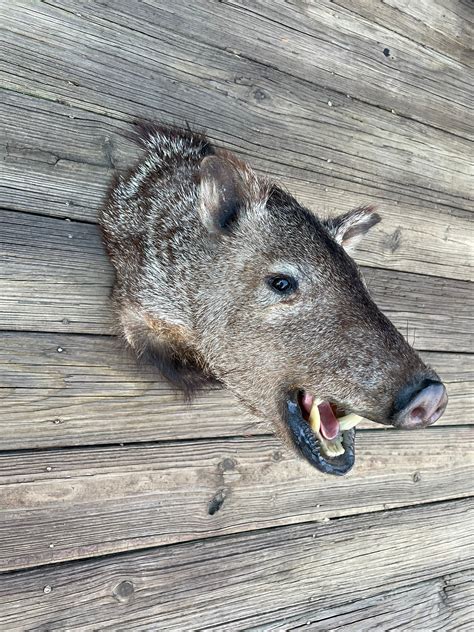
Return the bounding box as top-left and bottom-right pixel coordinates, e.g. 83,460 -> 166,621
100,124 -> 448,476
392,378 -> 448,429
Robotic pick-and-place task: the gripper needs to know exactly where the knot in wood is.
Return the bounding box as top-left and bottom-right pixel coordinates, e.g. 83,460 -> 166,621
113,580 -> 135,603
218,457 -> 237,472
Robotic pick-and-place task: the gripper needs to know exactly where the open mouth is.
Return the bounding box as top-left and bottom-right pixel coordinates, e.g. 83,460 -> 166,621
286,391 -> 364,476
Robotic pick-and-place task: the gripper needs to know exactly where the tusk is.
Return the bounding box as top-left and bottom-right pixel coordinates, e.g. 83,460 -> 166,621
307,399 -> 365,459
309,399 -> 322,434
338,413 -> 364,431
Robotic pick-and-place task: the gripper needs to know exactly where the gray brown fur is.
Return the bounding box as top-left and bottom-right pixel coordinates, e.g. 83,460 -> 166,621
100,123 -> 436,447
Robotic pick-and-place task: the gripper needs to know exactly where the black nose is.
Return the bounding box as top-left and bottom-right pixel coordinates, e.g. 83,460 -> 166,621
393,378 -> 448,429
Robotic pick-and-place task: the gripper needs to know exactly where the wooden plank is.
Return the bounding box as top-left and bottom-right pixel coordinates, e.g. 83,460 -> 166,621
1,3 -> 473,280
3,146 -> 472,286
0,332 -> 470,449
0,210 -> 113,334
1,90 -> 138,221
240,572 -> 474,631
1,209 -> 472,351
222,0 -> 473,137
331,0 -> 473,65
0,500 -> 471,629
0,332 -> 264,448
0,430 -> 472,570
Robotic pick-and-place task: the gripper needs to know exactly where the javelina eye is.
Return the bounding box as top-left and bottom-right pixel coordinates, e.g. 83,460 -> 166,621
267,275 -> 298,294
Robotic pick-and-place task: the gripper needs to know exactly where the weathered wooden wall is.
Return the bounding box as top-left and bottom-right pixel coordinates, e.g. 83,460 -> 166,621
0,0 -> 473,629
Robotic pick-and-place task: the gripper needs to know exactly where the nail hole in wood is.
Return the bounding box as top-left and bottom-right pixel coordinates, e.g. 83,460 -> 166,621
208,489 -> 227,515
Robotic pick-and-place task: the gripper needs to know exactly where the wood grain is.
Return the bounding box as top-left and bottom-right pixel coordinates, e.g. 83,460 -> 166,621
0,332 -> 471,449
0,429 -> 472,571
236,572 -> 474,631
0,3 -> 472,629
1,209 -> 472,352
1,2 -> 473,280
0,499 -> 471,629
0,331 -> 264,448
331,0 -> 473,65
224,0 -> 473,137
3,0 -> 472,138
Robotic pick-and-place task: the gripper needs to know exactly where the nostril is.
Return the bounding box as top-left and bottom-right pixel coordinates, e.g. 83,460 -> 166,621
395,379 -> 448,428
409,406 -> 426,422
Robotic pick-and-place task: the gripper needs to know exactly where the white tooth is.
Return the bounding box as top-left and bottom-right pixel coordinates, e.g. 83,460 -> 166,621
319,435 -> 345,457
307,399 -> 363,459
309,401 -> 321,433
338,413 -> 364,431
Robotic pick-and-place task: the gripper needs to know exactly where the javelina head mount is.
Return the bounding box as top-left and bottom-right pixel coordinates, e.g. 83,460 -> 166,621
101,125 -> 448,476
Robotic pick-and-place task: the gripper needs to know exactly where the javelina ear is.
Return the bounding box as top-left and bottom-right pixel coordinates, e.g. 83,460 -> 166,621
324,205 -> 381,252
198,155 -> 248,233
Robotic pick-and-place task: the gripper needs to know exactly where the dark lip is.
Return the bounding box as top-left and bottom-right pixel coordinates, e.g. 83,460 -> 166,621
286,398 -> 356,476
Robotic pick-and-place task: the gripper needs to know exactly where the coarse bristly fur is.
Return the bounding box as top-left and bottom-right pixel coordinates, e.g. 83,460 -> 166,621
100,122 -> 439,448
